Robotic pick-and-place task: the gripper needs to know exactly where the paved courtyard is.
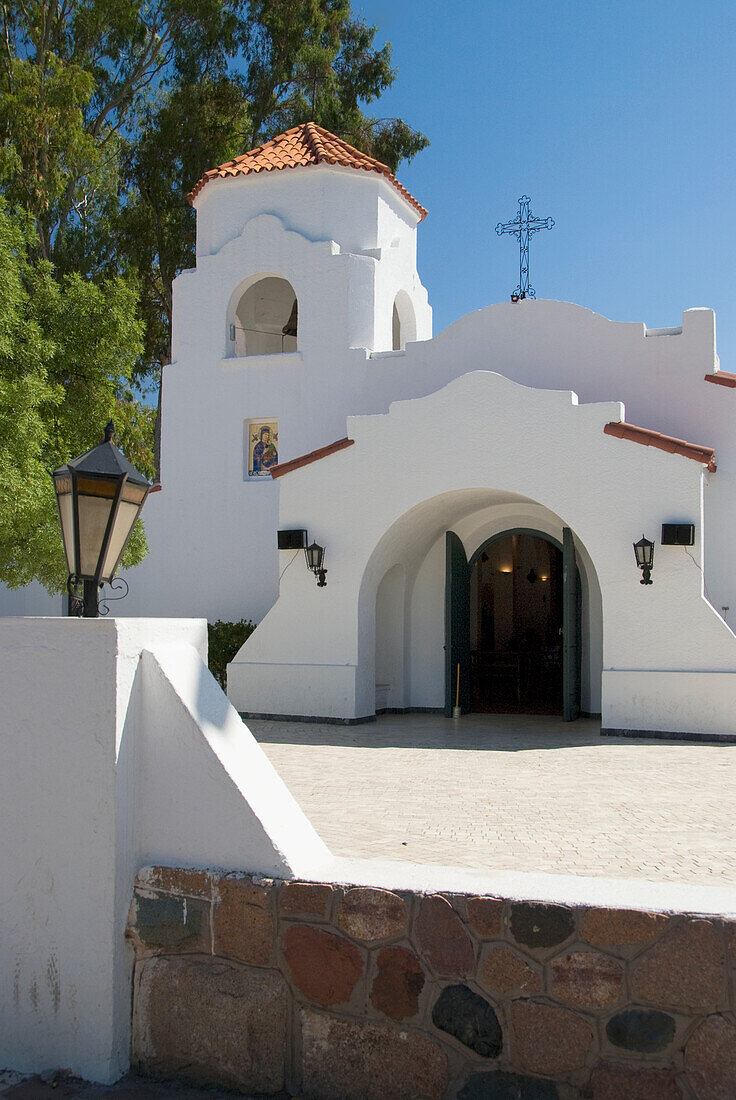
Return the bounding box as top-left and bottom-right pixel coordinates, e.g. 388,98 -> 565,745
250,712 -> 736,887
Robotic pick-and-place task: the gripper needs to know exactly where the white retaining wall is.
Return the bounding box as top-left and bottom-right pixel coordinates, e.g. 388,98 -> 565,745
0,617 -> 328,1083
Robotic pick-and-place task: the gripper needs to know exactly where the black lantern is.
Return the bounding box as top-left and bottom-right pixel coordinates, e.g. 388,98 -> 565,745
633,534 -> 654,585
305,541 -> 327,587
53,421 -> 152,616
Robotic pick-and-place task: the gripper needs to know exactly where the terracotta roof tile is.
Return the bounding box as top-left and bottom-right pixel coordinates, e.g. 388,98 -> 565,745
704,370 -> 736,388
270,437 -> 355,479
187,121 -> 426,220
604,421 -> 716,472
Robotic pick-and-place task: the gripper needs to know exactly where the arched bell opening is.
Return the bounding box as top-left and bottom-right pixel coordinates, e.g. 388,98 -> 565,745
392,290 -> 416,351
231,276 -> 298,356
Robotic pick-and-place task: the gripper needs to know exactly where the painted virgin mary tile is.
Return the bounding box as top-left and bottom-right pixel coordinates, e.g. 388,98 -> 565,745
248,420 -> 279,476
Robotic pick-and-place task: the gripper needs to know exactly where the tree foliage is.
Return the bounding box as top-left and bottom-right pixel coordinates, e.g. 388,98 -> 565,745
0,199 -> 148,591
0,0 -> 427,591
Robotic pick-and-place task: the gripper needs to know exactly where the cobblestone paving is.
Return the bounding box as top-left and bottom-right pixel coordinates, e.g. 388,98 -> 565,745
250,712 -> 736,886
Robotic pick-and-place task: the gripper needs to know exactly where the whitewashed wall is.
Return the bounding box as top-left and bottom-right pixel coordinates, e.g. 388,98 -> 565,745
0,617 -> 328,1083
229,371 -> 736,733
123,284 -> 730,632
2,164 -> 733,649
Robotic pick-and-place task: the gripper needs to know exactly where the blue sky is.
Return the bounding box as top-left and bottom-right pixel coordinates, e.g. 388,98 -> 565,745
357,0 -> 736,362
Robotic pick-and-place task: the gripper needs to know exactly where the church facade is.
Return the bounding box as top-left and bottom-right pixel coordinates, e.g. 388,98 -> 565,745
10,123 -> 736,735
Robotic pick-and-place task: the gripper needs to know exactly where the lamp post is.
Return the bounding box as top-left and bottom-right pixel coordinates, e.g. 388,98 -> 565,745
52,421 -> 152,617
633,535 -> 655,585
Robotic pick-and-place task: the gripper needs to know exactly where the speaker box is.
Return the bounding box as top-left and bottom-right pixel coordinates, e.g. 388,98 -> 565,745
278,529 -> 308,550
661,523 -> 695,546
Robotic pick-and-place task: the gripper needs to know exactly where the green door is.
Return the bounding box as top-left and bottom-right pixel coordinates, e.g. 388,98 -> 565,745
562,526 -> 582,721
445,531 -> 470,715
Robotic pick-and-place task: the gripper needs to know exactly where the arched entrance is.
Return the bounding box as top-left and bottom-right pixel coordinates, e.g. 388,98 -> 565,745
446,527 -> 582,720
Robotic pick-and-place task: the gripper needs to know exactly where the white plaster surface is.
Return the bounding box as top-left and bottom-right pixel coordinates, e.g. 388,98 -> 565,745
2,157 -> 735,742
230,370 -> 736,731
323,857 -> 736,920
134,644 -> 329,874
0,617 -> 328,1083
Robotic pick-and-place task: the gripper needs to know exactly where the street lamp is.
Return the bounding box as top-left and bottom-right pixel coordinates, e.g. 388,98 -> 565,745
633,534 -> 655,586
52,421 -> 152,617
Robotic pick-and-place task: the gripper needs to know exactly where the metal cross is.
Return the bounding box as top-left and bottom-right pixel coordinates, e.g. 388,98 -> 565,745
495,195 -> 555,300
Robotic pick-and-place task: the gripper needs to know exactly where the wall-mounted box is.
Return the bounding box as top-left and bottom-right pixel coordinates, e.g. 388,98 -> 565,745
278,529 -> 308,550
661,523 -> 695,546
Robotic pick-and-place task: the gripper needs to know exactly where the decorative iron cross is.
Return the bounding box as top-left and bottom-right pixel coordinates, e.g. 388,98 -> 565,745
495,196 -> 555,300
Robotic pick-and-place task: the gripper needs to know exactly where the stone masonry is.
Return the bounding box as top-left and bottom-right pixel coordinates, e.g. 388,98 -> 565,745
128,867 -> 736,1099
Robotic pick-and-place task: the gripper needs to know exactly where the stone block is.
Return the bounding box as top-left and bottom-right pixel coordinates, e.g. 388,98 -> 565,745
581,907 -> 668,950
431,983 -> 502,1058
136,866 -> 214,899
133,956 -> 286,1093
300,1008 -> 448,1100
605,1008 -> 676,1053
415,894 -> 475,977
478,945 -> 542,996
131,893 -> 209,954
336,886 -> 408,943
684,1013 -> 736,1100
466,896 -> 505,939
370,945 -> 425,1020
550,949 -> 624,1009
217,872 -> 270,907
214,875 -> 274,966
630,919 -> 725,1011
458,1070 -> 559,1099
589,1061 -> 682,1100
279,880 -> 333,918
510,999 -> 594,1077
508,903 -> 575,951
283,923 -> 364,1007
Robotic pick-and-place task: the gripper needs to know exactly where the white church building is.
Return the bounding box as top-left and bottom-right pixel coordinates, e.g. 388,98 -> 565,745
9,122 -> 736,736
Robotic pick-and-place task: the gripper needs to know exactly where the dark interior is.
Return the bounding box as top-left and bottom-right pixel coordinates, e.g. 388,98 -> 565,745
469,533 -> 563,714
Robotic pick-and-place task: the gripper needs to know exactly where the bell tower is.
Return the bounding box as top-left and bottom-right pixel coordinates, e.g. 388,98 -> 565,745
182,122 -> 432,357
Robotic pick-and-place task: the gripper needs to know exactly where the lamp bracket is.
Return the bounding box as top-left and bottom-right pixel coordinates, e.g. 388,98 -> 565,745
98,576 -> 130,615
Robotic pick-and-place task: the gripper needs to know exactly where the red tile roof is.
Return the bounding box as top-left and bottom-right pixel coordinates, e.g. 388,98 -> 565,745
270,437 -> 355,479
604,421 -> 716,472
187,122 -> 427,221
704,370 -> 736,388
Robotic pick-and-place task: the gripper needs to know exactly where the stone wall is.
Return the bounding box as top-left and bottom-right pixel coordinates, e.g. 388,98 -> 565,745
128,866 -> 736,1099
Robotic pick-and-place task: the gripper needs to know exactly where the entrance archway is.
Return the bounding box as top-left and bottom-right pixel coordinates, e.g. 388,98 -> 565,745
446,527 -> 582,720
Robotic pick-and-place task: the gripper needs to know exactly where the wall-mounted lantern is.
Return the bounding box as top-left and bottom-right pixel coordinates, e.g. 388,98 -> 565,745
52,421 -> 152,617
305,541 -> 327,587
633,535 -> 655,585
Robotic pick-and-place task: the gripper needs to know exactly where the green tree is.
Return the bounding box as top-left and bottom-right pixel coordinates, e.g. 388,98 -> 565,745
0,200 -> 148,592
0,0 -> 245,270
0,0 -> 427,590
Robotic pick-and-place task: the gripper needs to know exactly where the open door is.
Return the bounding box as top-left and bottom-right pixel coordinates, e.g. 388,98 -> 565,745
562,527 -> 582,721
445,531 -> 470,715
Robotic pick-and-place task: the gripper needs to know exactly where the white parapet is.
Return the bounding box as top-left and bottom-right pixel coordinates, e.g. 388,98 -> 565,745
0,616 -> 329,1083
